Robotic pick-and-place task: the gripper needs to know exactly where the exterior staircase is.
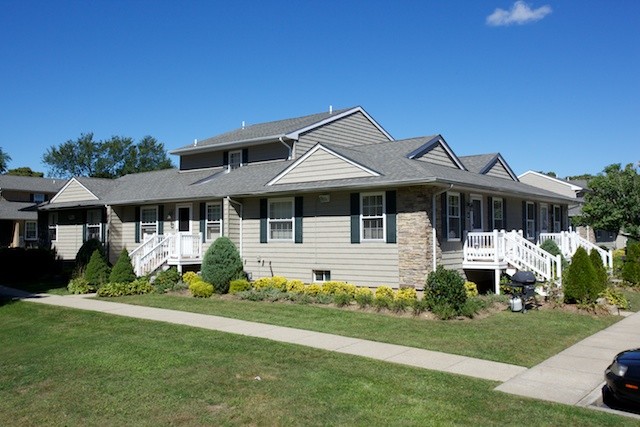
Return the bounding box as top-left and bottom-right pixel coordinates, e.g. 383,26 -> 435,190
129,232 -> 202,276
538,231 -> 613,269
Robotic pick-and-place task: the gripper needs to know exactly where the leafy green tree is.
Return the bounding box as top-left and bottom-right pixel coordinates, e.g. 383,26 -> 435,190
42,133 -> 173,178
563,247 -> 598,303
109,249 -> 137,283
0,147 -> 11,173
577,163 -> 640,240
6,167 -> 45,177
201,237 -> 244,294
84,249 -> 110,288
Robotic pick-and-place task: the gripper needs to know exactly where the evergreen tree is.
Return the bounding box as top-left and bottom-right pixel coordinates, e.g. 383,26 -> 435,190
109,249 -> 137,283
84,249 -> 110,288
589,249 -> 608,296
563,247 -> 598,303
201,237 -> 244,294
622,241 -> 640,285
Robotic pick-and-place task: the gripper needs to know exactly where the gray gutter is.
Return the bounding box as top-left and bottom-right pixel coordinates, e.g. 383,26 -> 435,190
170,135 -> 295,155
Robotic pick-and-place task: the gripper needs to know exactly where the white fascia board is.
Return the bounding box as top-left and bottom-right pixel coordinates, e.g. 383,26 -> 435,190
267,144 -> 381,186
286,107 -> 394,141
407,135 -> 466,171
517,170 -> 583,191
50,177 -> 99,203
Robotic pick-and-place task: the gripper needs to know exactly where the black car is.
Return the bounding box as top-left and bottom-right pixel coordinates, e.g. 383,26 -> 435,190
604,348 -> 640,409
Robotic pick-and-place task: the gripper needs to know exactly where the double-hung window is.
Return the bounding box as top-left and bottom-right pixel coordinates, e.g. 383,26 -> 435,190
361,193 -> 385,241
33,193 -> 45,203
447,192 -> 461,240
48,212 -> 58,241
86,209 -> 102,241
25,221 -> 37,241
525,202 -> 535,239
228,150 -> 242,170
553,205 -> 561,232
492,197 -> 504,230
268,198 -> 293,241
206,202 -> 222,241
140,206 -> 158,240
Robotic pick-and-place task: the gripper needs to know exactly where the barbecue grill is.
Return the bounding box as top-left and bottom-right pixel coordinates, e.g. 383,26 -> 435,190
509,271 -> 538,313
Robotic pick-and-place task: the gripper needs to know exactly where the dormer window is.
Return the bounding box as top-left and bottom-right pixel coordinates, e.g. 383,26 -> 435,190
228,150 -> 242,170
33,193 -> 45,203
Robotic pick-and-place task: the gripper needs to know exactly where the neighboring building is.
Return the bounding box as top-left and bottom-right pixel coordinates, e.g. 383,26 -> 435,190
518,171 -> 625,249
41,106 -> 576,291
0,175 -> 64,248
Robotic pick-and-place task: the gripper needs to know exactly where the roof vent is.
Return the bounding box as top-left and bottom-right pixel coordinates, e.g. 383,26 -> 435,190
193,139 -> 198,146
242,121 -> 245,129
329,105 -> 333,114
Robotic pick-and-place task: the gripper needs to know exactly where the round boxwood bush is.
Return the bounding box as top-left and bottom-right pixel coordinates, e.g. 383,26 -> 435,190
201,237 -> 243,294
189,280 -> 214,298
84,249 -> 110,287
76,239 -> 106,269
425,266 -> 467,313
563,246 -> 598,303
109,249 -> 137,284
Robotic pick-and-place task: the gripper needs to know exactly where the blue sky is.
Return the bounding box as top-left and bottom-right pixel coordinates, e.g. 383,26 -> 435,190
1,0 -> 638,178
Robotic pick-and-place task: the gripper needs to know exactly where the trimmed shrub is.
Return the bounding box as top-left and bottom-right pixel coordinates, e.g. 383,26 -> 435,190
464,282 -> 478,298
334,292 -> 352,307
394,287 -> 417,312
182,271 -> 200,286
354,287 -> 373,308
589,249 -> 609,293
84,250 -> 110,287
375,285 -> 395,300
612,248 -> 625,277
431,302 -> 457,320
75,239 -> 106,269
563,247 -> 599,303
286,279 -> 305,294
540,239 -> 562,257
153,267 -> 181,293
253,277 -> 273,290
67,277 -> 92,294
97,278 -> 153,297
189,280 -> 214,298
109,249 -> 136,284
424,266 -> 467,312
411,298 -> 429,316
201,237 -> 244,294
229,279 -> 251,294
622,241 -> 640,285
303,284 -> 322,296
373,295 -> 393,311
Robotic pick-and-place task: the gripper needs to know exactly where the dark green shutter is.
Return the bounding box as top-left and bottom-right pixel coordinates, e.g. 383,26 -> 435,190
82,223 -> 87,243
386,190 -> 396,243
223,151 -> 229,167
560,205 -> 565,230
134,207 -> 141,243
101,223 -> 106,244
158,205 -> 164,235
503,199 -> 508,231
242,148 -> 249,165
294,196 -> 303,244
350,193 -> 360,244
200,202 -> 206,243
487,196 -> 493,230
260,199 -> 268,243
521,201 -> 526,233
441,193 -> 447,237
460,193 -> 466,236
534,202 -> 538,238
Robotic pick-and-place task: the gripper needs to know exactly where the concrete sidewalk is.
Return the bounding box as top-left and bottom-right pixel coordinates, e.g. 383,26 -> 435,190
496,309 -> 640,407
0,286 -> 525,383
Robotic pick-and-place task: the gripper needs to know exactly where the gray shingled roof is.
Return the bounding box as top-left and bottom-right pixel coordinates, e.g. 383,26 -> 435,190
171,107 -> 355,153
459,153 -> 498,174
0,200 -> 38,220
74,177 -> 118,199
0,175 -> 64,193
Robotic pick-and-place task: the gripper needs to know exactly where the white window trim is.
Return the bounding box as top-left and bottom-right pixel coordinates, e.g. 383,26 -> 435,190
175,204 -> 192,233
360,192 -> 386,242
268,197 -> 294,242
86,209 -> 103,242
470,194 -> 483,231
492,197 -> 504,230
525,201 -> 535,240
48,212 -> 58,242
447,192 -> 461,242
228,150 -> 242,170
25,220 -> 38,241
206,202 -> 223,242
140,205 -> 159,240
312,270 -> 331,283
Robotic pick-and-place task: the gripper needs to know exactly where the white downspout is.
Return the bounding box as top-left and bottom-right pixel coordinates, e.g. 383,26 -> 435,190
226,197 -> 243,256
432,185 -> 453,272
278,137 -> 292,160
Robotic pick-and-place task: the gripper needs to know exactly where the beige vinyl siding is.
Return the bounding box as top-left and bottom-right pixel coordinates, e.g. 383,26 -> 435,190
485,161 -> 514,180
241,192 -> 399,287
180,151 -> 224,170
110,206 -> 138,264
224,198 -> 242,251
52,224 -> 84,260
276,149 -> 373,185
54,180 -> 98,202
295,111 -> 391,157
415,144 -> 458,168
518,173 -> 578,199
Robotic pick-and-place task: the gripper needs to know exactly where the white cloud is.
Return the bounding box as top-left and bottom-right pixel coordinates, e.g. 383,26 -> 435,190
486,1 -> 552,26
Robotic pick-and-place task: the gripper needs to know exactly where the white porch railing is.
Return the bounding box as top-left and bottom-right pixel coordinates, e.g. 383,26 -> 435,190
131,232 -> 203,276
539,231 -> 613,269
464,230 -> 562,283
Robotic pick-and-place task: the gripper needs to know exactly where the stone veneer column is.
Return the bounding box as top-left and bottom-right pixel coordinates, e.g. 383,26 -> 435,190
397,186 -> 441,288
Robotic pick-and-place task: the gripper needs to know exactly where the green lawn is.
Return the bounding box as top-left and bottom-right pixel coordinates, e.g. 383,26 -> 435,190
620,287 -> 640,312
108,294 -> 620,367
0,301 -> 633,426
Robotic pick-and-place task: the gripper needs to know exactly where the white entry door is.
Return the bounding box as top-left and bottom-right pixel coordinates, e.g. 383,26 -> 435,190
176,205 -> 193,257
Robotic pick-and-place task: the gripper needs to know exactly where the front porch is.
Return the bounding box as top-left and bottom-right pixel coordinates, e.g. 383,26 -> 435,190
130,232 -> 203,276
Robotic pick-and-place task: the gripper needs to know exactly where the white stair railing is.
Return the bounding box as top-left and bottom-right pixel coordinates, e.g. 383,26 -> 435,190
539,231 -> 613,270
504,231 -> 562,283
134,235 -> 172,276
463,230 -> 504,262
